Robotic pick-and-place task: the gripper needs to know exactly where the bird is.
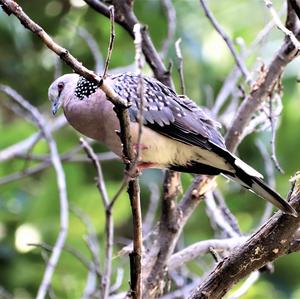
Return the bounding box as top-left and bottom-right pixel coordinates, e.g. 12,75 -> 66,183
48,72 -> 296,216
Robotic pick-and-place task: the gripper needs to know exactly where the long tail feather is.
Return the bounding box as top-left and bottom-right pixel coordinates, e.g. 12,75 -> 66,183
226,168 -> 297,217
208,143 -> 297,216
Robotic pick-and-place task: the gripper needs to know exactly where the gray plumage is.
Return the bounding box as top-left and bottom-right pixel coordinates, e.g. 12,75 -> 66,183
48,72 -> 296,216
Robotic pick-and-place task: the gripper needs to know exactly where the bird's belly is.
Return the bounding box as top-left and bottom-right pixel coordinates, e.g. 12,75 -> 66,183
130,124 -> 195,168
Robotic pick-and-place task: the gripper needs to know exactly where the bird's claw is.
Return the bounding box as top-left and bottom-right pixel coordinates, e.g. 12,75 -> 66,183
125,167 -> 141,180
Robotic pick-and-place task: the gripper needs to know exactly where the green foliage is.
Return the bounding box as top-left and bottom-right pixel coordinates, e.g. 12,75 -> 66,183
0,0 -> 300,298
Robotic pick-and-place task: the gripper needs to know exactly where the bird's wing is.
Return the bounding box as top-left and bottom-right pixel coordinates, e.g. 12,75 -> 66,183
111,73 -> 225,151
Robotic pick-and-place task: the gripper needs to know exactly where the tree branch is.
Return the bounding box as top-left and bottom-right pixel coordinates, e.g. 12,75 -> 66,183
189,188 -> 300,299
84,0 -> 172,87
226,2 -> 300,152
199,0 -> 251,83
0,84 -> 69,299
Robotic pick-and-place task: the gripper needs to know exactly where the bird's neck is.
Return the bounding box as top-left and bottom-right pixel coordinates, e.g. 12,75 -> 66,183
63,92 -> 122,156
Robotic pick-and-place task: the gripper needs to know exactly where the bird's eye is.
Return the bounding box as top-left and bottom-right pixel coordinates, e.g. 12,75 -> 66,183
57,82 -> 64,93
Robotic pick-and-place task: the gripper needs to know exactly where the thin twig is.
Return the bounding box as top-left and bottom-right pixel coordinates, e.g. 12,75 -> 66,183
268,94 -> 284,173
0,115 -> 66,162
160,280 -> 201,299
212,9 -> 282,117
77,26 -> 104,73
80,138 -> 110,207
84,0 -> 173,87
71,206 -> 102,297
110,268 -> 125,293
205,191 -> 240,238
102,6 -> 115,78
131,23 -> 145,170
0,15 -> 141,298
255,140 -> 277,226
125,22 -> 144,299
82,4 -> 183,296
160,0 -> 176,58
168,237 -> 246,271
143,183 -> 160,235
228,271 -> 260,299
175,38 -> 186,95
0,0 -> 128,109
213,190 -> 241,236
0,150 -> 117,186
0,84 -> 68,299
264,0 -> 300,49
29,242 -> 101,279
80,138 -> 113,299
199,0 -> 251,83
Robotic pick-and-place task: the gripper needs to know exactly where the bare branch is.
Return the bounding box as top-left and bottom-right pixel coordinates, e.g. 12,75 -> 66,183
131,23 -> 145,170
255,141 -> 276,224
0,84 -> 69,299
124,22 -> 145,299
199,0 -> 251,83
143,183 -> 160,235
77,26 -> 104,73
84,0 -> 173,87
225,39 -> 300,152
80,138 -> 113,299
168,237 -> 246,271
228,271 -> 260,299
188,189 -> 300,299
175,38 -> 186,95
0,149 -> 117,186
205,191 -> 241,238
80,138 -> 110,207
102,6 -> 115,79
268,93 -> 284,173
0,115 -> 66,162
265,0 -> 300,49
160,0 -> 176,58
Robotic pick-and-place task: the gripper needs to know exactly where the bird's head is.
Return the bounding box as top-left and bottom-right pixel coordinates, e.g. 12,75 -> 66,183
48,73 -> 79,115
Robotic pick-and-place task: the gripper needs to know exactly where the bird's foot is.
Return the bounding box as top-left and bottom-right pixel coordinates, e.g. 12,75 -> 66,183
125,167 -> 141,179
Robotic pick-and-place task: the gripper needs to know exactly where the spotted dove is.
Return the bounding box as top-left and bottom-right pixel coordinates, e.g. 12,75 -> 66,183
48,72 -> 296,216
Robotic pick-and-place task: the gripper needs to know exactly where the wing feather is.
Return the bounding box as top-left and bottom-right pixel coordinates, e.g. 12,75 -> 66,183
111,72 -> 225,150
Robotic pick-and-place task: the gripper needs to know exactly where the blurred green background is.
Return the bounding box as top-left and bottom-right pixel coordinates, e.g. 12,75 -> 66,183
0,0 -> 300,298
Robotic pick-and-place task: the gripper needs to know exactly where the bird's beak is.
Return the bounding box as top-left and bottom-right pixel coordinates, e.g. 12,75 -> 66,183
51,97 -> 61,116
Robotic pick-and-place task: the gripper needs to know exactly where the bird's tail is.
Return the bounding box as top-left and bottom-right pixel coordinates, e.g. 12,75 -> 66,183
225,156 -> 297,217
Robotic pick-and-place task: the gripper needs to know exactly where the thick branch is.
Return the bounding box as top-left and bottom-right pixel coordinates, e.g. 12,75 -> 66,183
226,3 -> 300,152
189,189 -> 300,299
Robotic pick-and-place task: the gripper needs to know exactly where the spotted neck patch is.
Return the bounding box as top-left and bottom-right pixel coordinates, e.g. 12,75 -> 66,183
74,76 -> 98,100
